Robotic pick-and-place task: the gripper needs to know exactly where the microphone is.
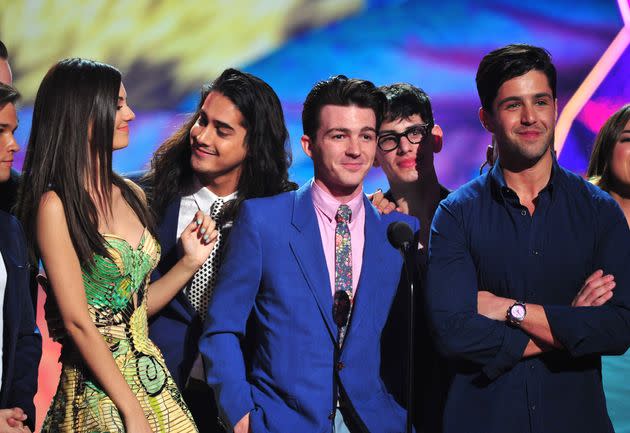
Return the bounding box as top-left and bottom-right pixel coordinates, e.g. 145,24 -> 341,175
387,221 -> 414,251
387,220 -> 416,433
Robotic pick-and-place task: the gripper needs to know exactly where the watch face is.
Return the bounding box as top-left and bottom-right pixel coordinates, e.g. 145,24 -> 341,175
511,304 -> 526,320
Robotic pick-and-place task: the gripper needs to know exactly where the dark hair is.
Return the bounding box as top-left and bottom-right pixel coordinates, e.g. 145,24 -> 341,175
379,83 -> 434,126
143,68 -> 296,220
302,75 -> 385,140
0,82 -> 19,105
0,40 -> 7,59
17,58 -> 154,266
476,44 -> 557,112
587,104 -> 630,192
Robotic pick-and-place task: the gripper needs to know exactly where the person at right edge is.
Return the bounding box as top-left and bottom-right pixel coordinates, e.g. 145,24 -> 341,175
426,44 -> 630,433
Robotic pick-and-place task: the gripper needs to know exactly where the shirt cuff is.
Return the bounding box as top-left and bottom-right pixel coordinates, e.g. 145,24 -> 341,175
482,325 -> 530,380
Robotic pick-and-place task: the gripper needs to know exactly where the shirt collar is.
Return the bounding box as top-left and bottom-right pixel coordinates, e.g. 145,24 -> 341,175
311,179 -> 364,223
489,152 -> 561,202
189,175 -> 238,212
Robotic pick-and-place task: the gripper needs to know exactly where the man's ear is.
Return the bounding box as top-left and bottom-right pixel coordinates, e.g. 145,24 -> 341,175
431,124 -> 443,154
301,134 -> 314,159
479,107 -> 494,133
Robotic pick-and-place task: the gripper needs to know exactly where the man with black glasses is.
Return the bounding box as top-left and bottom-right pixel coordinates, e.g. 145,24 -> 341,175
200,75 -> 418,433
374,83 -> 449,433
374,83 -> 448,252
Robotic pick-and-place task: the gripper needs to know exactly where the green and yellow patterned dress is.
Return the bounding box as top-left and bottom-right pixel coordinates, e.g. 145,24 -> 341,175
42,228 -> 198,433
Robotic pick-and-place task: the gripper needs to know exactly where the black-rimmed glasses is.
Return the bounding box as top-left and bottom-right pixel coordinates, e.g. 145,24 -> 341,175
377,124 -> 431,152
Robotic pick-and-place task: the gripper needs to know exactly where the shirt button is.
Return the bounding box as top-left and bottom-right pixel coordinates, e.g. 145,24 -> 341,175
328,411 -> 335,420
531,405 -> 536,411
521,209 -> 527,216
533,250 -> 539,255
337,361 -> 345,371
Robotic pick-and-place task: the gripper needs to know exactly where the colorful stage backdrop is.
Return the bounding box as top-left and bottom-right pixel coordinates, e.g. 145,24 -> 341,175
2,0 -> 629,431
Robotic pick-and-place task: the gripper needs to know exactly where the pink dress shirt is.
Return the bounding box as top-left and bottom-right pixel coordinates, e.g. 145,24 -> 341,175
311,180 -> 365,297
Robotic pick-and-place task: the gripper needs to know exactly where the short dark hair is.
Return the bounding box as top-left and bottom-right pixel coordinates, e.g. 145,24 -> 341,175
0,83 -> 19,106
476,44 -> 557,112
379,83 -> 434,126
302,75 -> 385,140
0,40 -> 7,59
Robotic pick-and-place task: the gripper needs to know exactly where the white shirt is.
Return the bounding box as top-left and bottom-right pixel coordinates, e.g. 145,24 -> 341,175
0,250 -> 7,392
176,176 -> 237,382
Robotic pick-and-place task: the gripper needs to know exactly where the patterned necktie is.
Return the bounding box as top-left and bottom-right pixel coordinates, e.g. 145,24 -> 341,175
188,197 -> 224,320
334,204 -> 352,347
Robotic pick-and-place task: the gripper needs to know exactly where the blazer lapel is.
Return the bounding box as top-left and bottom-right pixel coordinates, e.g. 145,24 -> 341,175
289,183 -> 336,340
343,196 -> 391,348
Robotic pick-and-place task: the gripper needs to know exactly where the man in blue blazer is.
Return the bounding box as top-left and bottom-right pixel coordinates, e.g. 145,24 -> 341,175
200,76 -> 418,433
0,82 -> 41,433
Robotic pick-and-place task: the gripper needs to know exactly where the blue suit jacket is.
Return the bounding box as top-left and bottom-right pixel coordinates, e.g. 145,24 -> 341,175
200,182 -> 418,433
148,197 -> 204,388
0,211 -> 41,431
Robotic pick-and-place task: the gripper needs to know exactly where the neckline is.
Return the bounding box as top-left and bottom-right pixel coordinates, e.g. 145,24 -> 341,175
100,226 -> 148,251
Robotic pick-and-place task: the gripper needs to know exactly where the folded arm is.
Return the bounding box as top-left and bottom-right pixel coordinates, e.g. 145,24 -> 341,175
426,203 -> 530,380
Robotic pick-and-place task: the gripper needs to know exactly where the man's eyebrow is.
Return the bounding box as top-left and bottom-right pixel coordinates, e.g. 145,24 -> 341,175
497,93 -> 553,107
214,119 -> 235,131
324,127 -> 351,135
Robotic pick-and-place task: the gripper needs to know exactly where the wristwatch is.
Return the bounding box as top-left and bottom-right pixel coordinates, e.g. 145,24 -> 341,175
506,301 -> 527,326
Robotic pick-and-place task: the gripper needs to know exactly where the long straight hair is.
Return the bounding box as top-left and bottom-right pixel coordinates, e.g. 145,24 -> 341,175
143,68 -> 296,221
17,58 -> 155,266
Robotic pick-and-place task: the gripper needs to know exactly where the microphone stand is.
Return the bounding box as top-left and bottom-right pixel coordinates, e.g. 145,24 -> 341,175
401,239 -> 415,433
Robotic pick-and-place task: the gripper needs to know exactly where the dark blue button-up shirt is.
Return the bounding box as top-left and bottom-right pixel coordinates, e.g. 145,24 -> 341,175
426,159 -> 630,433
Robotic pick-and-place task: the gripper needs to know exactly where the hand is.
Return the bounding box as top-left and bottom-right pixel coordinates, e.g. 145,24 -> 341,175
369,189 -> 397,215
234,412 -> 251,433
180,210 -> 219,270
477,291 -> 514,321
572,269 -> 615,307
0,408 -> 28,433
123,410 -> 154,433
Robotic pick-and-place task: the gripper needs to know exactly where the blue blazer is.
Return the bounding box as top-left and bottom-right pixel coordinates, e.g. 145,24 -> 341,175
199,183 -> 418,433
148,197 -> 204,389
0,211 -> 41,431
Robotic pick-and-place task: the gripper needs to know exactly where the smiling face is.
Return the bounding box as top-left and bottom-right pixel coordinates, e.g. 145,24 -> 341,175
112,83 -> 135,150
480,70 -> 557,168
0,102 -> 19,182
375,114 -> 442,186
609,118 -> 630,192
301,104 -> 377,201
189,91 -> 248,191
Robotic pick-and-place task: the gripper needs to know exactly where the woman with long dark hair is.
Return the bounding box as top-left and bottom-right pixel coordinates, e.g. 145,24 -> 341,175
17,58 -> 218,433
588,103 -> 630,225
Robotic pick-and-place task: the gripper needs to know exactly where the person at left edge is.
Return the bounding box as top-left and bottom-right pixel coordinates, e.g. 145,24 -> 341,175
200,75 -> 418,433
0,83 -> 41,433
141,68 -> 296,432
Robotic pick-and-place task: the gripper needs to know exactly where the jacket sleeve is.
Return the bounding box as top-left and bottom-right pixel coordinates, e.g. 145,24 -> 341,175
426,201 -> 529,380
199,202 -> 260,429
7,218 -> 42,431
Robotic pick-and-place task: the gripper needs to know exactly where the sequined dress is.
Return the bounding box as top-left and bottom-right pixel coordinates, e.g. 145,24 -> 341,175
42,228 -> 198,433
